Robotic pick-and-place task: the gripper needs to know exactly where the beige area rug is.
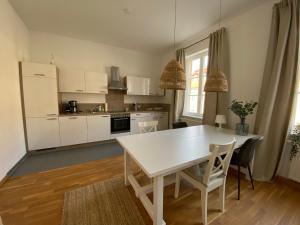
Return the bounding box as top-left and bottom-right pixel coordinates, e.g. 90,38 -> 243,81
62,174 -> 239,225
61,176 -> 146,225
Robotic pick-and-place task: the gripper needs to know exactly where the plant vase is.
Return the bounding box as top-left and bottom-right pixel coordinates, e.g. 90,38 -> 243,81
235,118 -> 249,136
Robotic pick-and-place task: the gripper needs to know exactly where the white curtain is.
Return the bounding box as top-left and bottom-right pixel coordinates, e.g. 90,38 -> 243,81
253,0 -> 299,181
174,48 -> 186,122
277,68 -> 300,179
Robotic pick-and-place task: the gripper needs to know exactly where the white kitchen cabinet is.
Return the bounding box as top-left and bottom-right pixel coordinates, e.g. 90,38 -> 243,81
131,113 -> 144,134
23,76 -> 59,117
131,112 -> 168,132
22,62 -> 56,78
26,117 -> 60,151
126,76 -> 150,96
58,69 -> 85,93
130,113 -> 158,134
87,115 -> 110,142
158,112 -> 169,130
85,72 -> 108,94
59,116 -> 87,146
150,79 -> 165,96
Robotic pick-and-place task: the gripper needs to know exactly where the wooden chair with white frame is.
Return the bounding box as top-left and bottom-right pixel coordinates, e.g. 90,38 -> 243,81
138,120 -> 158,133
174,140 -> 236,225
134,120 -> 159,177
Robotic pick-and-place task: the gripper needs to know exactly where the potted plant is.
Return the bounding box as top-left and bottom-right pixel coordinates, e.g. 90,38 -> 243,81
228,100 -> 258,136
288,125 -> 300,160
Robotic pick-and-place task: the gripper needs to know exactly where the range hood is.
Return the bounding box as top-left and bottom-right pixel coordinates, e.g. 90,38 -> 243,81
108,66 -> 127,90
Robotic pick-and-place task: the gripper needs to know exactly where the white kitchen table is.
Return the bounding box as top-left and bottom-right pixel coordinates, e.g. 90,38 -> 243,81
116,125 -> 259,225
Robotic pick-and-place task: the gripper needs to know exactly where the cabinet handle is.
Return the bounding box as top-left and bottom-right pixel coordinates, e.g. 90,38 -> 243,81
131,119 -> 136,121
47,118 -> 57,120
34,73 -> 45,77
99,91 -> 106,93
101,115 -> 109,117
47,114 -> 57,116
69,117 -> 78,119
76,90 -> 84,92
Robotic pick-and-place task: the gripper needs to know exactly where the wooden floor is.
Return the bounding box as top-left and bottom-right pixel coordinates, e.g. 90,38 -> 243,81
0,155 -> 300,225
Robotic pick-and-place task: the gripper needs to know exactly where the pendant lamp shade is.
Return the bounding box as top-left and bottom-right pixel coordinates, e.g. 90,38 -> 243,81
204,70 -> 228,92
160,59 -> 186,90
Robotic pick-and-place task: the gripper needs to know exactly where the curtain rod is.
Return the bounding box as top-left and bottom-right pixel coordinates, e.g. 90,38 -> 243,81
183,35 -> 209,50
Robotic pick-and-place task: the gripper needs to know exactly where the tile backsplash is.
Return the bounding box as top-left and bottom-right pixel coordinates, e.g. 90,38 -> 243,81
60,90 -> 170,113
106,90 -> 125,112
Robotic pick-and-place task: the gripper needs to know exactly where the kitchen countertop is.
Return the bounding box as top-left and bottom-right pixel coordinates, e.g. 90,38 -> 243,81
59,110 -> 169,117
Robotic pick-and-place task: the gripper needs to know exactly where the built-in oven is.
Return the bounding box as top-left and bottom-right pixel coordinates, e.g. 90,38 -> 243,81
111,113 -> 131,134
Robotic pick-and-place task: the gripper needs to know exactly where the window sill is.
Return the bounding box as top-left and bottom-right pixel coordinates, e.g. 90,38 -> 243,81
182,114 -> 203,120
181,115 -> 203,125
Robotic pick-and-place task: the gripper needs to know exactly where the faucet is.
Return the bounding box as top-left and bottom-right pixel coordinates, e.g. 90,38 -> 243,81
134,102 -> 138,111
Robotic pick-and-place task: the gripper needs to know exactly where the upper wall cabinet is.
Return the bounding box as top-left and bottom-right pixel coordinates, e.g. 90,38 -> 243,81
150,78 -> 165,96
58,69 -> 85,93
126,76 -> 150,96
58,69 -> 108,94
126,76 -> 164,96
23,76 -> 59,117
21,62 -> 59,117
22,62 -> 56,78
85,72 -> 108,94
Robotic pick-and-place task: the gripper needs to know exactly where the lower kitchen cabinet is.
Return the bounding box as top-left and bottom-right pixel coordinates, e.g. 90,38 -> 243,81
157,112 -> 169,130
59,116 -> 88,146
130,117 -> 144,134
130,112 -> 169,134
86,115 -> 110,142
26,117 -> 60,151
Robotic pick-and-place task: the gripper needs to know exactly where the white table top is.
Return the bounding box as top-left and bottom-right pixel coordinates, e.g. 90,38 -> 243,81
117,125 -> 259,178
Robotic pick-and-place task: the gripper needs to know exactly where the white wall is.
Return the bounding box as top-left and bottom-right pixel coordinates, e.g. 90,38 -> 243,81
0,0 -> 29,180
29,32 -> 171,104
163,0 -> 276,131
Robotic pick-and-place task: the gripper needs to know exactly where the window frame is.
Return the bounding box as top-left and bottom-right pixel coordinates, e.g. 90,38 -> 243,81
183,49 -> 209,119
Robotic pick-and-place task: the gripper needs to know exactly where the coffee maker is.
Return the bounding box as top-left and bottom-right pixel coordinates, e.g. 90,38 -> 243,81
66,100 -> 78,113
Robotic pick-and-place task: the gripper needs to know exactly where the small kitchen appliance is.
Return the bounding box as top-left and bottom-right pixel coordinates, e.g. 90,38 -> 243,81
68,100 -> 78,113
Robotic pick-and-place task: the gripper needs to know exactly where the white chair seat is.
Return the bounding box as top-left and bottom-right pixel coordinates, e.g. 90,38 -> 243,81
175,140 -> 236,225
183,163 -> 207,183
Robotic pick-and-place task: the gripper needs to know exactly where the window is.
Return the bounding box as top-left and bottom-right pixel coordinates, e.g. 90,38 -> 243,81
183,49 -> 209,118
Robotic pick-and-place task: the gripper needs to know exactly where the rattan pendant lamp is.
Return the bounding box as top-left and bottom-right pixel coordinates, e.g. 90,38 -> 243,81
160,0 -> 185,90
204,0 -> 228,115
160,0 -> 185,122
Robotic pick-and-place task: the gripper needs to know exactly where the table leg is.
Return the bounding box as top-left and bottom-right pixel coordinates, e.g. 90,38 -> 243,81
124,150 -> 131,186
153,175 -> 165,225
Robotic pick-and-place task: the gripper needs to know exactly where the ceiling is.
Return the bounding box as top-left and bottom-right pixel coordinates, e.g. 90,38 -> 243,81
9,0 -> 267,54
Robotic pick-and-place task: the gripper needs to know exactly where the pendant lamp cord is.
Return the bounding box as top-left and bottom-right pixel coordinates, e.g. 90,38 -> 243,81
219,0 -> 221,29
216,0 -> 222,115
173,0 -> 177,49
217,0 -> 222,71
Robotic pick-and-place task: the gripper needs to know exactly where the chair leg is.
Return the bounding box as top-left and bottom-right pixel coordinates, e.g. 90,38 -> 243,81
201,190 -> 208,225
219,181 -> 225,212
248,164 -> 255,190
237,165 -> 241,200
174,172 -> 181,198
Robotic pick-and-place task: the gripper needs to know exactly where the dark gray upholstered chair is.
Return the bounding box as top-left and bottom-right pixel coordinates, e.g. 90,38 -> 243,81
230,138 -> 261,200
172,122 -> 188,129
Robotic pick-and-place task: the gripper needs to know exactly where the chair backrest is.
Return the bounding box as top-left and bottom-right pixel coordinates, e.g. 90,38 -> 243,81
172,122 -> 188,129
237,137 -> 261,167
202,140 -> 236,185
138,120 -> 158,133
